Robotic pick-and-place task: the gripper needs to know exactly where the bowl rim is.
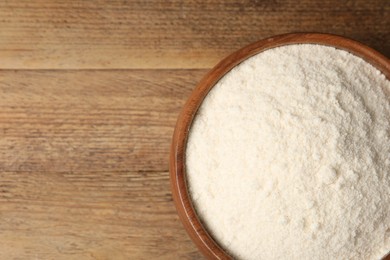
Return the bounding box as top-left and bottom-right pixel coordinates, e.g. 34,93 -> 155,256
169,32 -> 390,260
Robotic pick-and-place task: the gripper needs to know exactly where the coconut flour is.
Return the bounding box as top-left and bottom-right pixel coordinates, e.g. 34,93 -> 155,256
186,44 -> 390,259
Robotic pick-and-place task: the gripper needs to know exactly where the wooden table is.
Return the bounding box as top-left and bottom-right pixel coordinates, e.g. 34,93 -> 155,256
0,1 -> 388,259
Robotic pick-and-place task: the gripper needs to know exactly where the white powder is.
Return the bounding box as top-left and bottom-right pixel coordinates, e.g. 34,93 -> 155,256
186,44 -> 390,260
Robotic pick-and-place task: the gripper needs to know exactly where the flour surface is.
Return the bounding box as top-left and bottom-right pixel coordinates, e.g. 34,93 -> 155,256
186,44 -> 390,260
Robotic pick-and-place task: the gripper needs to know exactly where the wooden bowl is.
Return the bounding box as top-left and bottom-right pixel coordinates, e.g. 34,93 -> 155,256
169,33 -> 390,260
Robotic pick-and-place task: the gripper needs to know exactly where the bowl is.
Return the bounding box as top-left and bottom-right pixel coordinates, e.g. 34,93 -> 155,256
169,33 -> 390,259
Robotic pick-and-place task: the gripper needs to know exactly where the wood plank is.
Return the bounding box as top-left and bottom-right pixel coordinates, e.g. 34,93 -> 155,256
0,170 -> 202,259
0,69 -> 205,172
0,69 -> 206,258
0,0 -> 388,69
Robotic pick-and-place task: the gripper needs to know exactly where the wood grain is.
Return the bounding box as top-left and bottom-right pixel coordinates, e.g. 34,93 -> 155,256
0,69 -> 204,172
0,0 -> 388,69
0,170 -> 200,260
0,69 -> 205,259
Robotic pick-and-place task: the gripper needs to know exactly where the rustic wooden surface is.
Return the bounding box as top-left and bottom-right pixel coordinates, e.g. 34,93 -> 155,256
0,0 -> 389,69
0,0 -> 388,259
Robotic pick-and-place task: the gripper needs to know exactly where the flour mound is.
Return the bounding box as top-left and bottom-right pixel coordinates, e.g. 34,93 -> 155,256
186,44 -> 390,260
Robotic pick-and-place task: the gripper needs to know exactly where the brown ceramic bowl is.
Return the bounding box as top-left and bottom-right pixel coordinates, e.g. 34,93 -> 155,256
169,33 -> 390,260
